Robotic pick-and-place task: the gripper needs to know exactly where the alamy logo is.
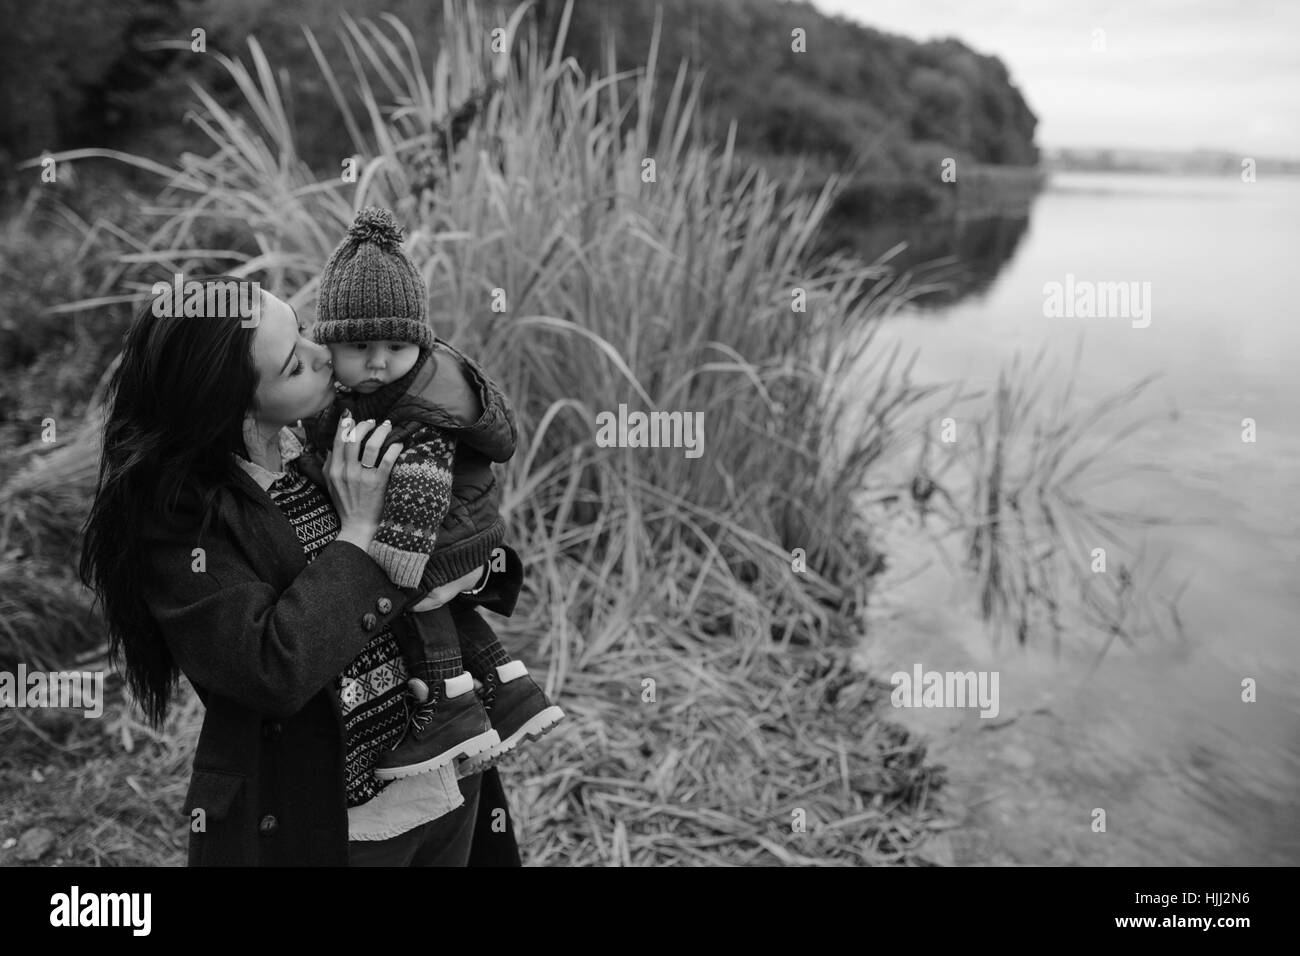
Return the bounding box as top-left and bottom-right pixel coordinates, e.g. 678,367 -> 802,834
890,664 -> 1000,718
150,273 -> 261,327
0,665 -> 104,718
1042,273 -> 1151,328
50,886 -> 151,936
594,403 -> 704,459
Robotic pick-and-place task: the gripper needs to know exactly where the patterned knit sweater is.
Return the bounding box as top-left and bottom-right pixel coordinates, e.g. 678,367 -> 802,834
263,458 -> 409,808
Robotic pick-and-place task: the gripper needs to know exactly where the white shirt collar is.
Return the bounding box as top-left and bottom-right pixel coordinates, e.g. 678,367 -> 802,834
234,424 -> 306,492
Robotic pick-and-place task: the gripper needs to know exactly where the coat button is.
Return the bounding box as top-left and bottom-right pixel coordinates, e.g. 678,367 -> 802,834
376,597 -> 393,614
362,612 -> 378,632
261,720 -> 283,741
258,814 -> 279,836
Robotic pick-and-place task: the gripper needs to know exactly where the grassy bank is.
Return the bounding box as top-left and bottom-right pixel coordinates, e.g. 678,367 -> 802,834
1,0 -> 957,865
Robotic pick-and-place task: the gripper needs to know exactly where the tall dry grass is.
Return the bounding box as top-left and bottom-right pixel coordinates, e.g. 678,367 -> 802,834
34,0 -> 932,661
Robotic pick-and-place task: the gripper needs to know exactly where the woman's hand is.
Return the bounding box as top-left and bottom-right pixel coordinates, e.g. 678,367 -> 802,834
322,414 -> 403,553
409,565 -> 486,612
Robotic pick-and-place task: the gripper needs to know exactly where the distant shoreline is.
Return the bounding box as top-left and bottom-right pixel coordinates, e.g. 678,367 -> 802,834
1043,147 -> 1300,177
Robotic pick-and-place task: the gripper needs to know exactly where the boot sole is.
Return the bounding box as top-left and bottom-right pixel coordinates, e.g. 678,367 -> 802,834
374,728 -> 501,781
461,706 -> 565,772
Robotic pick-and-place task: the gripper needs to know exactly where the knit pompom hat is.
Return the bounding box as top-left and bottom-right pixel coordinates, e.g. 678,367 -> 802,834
313,207 -> 434,351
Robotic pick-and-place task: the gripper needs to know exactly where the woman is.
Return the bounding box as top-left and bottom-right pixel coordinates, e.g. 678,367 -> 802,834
78,278 -> 522,866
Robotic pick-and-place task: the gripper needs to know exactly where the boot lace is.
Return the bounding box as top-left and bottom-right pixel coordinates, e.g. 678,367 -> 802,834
479,670 -> 499,713
408,687 -> 442,735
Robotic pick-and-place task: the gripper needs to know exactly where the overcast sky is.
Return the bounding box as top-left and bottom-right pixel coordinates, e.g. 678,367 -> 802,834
809,0 -> 1300,156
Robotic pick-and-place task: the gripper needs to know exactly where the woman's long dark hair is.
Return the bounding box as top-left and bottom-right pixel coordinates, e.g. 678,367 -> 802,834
79,276 -> 264,727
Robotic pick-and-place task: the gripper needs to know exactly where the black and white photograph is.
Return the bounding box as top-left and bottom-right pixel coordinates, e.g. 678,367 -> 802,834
0,0 -> 1293,913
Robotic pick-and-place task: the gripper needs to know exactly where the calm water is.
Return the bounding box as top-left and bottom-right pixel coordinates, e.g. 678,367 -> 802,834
864,171 -> 1300,865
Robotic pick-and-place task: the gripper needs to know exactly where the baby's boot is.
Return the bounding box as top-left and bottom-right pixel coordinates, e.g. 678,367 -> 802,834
375,672 -> 499,780
461,661 -> 564,771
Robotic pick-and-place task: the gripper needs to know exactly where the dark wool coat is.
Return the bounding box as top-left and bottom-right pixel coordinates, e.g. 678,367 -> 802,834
138,348 -> 523,866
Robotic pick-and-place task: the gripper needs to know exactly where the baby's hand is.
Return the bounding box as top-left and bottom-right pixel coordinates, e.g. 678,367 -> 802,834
409,565 -> 487,612
408,593 -> 445,613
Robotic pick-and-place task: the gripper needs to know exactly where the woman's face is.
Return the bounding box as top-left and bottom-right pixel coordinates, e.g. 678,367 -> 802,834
249,292 -> 336,427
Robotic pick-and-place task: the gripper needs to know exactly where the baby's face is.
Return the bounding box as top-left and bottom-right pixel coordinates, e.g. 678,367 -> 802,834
328,340 -> 420,393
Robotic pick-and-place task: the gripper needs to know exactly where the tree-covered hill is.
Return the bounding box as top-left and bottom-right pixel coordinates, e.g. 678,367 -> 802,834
547,0 -> 1038,173
0,0 -> 1037,194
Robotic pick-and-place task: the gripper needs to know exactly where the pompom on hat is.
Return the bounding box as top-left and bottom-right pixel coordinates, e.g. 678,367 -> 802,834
312,207 -> 434,351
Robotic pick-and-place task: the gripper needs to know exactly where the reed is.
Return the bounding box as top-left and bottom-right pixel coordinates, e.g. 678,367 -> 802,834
902,339 -> 1184,655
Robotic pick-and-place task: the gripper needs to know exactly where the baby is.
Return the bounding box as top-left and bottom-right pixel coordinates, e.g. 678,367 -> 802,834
308,206 -> 563,780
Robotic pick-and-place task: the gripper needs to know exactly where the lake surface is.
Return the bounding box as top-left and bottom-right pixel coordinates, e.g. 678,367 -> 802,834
858,171 -> 1300,865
